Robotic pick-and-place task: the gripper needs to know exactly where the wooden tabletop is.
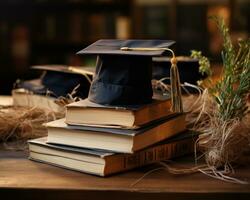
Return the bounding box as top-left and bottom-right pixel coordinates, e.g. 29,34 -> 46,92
1,148 -> 250,200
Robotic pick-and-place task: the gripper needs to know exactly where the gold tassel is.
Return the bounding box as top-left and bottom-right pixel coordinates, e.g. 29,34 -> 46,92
121,46 -> 183,113
170,57 -> 183,112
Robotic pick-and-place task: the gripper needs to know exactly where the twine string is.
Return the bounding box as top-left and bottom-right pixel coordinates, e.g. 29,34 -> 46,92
130,161 -> 248,187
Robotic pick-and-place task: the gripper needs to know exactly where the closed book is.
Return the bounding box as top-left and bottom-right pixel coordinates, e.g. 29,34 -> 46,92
47,114 -> 186,153
66,98 -> 173,129
29,131 -> 196,176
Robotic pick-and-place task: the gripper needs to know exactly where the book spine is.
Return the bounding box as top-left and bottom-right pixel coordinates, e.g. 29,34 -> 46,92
105,137 -> 195,175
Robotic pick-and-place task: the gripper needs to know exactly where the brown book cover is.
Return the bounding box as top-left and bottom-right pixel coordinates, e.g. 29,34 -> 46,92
29,131 -> 197,176
66,97 -> 173,128
46,114 -> 186,153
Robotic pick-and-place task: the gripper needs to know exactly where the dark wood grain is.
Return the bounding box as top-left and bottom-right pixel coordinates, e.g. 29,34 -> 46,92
1,149 -> 250,200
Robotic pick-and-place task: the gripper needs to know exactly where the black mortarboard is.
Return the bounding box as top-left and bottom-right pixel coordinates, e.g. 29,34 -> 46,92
77,39 -> 175,106
153,56 -> 203,85
16,65 -> 95,98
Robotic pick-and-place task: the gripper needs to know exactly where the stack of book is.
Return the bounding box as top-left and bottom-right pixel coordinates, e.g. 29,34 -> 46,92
28,97 -> 195,176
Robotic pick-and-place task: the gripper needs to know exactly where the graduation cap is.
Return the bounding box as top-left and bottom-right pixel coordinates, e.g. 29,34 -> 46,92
77,40 -> 183,112
152,56 -> 204,85
17,65 -> 95,98
152,57 -> 204,94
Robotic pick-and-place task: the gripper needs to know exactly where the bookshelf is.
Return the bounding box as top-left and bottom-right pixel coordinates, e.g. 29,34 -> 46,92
0,0 -> 134,94
31,0 -> 133,66
133,0 -> 249,56
0,0 -> 249,95
133,1 -> 210,54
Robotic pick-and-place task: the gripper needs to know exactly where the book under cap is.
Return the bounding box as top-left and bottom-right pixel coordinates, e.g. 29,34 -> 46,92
77,39 -> 175,106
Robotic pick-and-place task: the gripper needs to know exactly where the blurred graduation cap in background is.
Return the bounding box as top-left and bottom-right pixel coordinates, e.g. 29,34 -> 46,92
152,56 -> 205,86
16,65 -> 95,98
77,39 -> 177,106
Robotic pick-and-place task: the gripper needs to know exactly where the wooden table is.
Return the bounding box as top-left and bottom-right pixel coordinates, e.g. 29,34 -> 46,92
1,148 -> 250,200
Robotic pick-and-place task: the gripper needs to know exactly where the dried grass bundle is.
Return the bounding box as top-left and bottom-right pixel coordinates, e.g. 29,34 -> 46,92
0,106 -> 59,143
152,38 -> 249,183
183,89 -> 250,184
140,83 -> 250,184
182,17 -> 250,183
0,83 -> 82,148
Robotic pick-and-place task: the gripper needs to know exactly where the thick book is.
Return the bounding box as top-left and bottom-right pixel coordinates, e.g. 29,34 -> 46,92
66,98 -> 173,129
46,114 -> 186,153
29,131 -> 196,176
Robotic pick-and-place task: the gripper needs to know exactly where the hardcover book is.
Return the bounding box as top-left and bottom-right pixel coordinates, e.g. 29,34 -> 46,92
66,98 -> 173,129
47,114 -> 186,153
29,131 -> 196,176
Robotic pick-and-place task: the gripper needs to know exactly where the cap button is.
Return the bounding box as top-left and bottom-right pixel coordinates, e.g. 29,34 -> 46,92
171,57 -> 177,65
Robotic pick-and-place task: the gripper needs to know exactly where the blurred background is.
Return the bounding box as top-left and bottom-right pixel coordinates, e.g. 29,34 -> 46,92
0,0 -> 249,94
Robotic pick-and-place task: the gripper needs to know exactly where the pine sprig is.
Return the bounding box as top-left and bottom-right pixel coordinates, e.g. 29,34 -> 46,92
211,16 -> 250,121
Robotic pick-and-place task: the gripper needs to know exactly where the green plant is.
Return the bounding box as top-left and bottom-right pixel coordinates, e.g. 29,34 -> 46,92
211,16 -> 250,121
185,17 -> 249,183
